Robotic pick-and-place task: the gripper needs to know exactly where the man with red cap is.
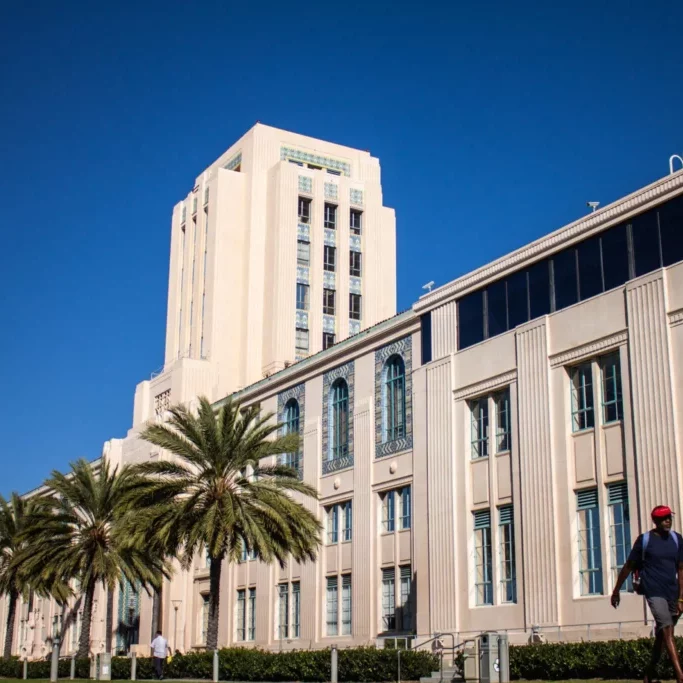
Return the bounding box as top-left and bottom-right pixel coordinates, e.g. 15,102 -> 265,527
612,505 -> 683,683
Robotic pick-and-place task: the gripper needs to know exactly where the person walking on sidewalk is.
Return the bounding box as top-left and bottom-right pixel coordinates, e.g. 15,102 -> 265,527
151,630 -> 171,680
612,505 -> 683,683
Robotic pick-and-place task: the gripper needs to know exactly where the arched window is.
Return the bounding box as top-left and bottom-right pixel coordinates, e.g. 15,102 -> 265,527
384,355 -> 406,441
282,399 -> 300,470
330,379 -> 349,460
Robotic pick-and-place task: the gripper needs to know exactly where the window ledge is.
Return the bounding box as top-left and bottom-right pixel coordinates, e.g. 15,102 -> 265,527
495,449 -> 511,456
574,594 -> 605,601
470,455 -> 490,462
571,428 -> 595,436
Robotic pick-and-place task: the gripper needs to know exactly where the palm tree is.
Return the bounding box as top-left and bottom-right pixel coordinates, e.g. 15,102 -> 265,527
131,396 -> 322,650
16,459 -> 172,658
0,493 -> 37,658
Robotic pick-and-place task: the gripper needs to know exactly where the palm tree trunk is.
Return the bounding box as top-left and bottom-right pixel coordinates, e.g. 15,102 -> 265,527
105,587 -> 114,654
3,588 -> 18,658
206,556 -> 222,650
78,580 -> 96,659
150,588 -> 161,641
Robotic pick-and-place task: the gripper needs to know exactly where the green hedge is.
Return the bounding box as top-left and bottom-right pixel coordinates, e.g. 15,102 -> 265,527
0,646 -> 438,681
510,638 -> 683,680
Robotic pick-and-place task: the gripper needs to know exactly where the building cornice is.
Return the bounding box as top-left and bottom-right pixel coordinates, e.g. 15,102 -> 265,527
549,331 -> 628,368
453,370 -> 518,401
414,170 -> 683,313
669,309 -> 683,328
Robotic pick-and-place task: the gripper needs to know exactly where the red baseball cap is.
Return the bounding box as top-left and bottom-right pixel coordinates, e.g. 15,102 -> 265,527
652,505 -> 674,519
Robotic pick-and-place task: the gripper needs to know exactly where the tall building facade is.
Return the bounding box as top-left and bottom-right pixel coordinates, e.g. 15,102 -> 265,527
1,136 -> 682,658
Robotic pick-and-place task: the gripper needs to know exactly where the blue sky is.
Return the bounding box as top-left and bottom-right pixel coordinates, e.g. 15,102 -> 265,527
1,0 -> 681,496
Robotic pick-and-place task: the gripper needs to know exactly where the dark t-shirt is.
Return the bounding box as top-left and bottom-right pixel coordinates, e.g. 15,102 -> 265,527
628,531 -> 683,600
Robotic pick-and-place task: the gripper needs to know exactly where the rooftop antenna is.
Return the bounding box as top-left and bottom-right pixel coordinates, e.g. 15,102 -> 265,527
422,281 -> 435,293
670,154 -> 683,175
587,201 -> 600,213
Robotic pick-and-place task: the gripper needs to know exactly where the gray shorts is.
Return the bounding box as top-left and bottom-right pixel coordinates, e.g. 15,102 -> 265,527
647,596 -> 681,630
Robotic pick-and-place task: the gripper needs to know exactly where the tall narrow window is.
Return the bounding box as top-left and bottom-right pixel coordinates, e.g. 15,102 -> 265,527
327,504 -> 339,544
292,582 -> 301,638
350,251 -> 362,277
350,293 -> 362,321
324,246 -> 337,272
330,379 -> 349,461
382,490 -> 396,532
474,510 -> 493,606
577,489 -> 603,596
201,594 -> 210,644
323,288 -> 336,315
399,566 -> 413,631
571,363 -> 595,431
248,588 -> 256,640
297,240 -> 310,266
277,584 -> 289,640
326,577 -> 338,636
341,575 -> 352,635
298,197 -> 311,223
323,332 -> 335,350
601,353 -> 623,424
295,328 -> 309,354
381,568 -> 396,631
495,389 -> 511,453
608,482 -> 632,592
384,356 -> 406,441
282,399 -> 300,471
296,283 -> 309,311
499,506 -> 517,603
350,209 -> 363,235
470,398 -> 489,458
400,486 -> 411,530
324,203 -> 338,229
236,589 -> 246,641
343,501 -> 353,541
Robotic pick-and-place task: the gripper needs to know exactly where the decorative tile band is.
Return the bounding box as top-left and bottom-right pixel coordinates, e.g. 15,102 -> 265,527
324,228 -> 337,246
296,266 -> 310,284
375,336 -> 413,459
350,277 -> 362,294
349,320 -> 361,335
296,311 -> 309,329
350,188 -> 364,206
224,152 -> 242,171
323,315 -> 336,333
323,271 -> 336,290
297,223 -> 310,242
298,175 -> 313,194
350,235 -> 361,252
282,147 -> 351,177
322,455 -> 354,475
322,362 -> 355,471
324,183 -> 339,200
277,383 -> 306,480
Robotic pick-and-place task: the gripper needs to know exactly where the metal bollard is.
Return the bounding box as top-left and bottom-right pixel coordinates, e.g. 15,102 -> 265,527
50,640 -> 60,682
131,652 -> 137,681
331,644 -> 338,683
71,655 -> 76,681
213,649 -> 219,682
397,649 -> 401,683
23,660 -> 28,680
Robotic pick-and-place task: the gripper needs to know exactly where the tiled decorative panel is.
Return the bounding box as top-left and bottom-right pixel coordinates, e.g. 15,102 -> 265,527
324,229 -> 336,246
296,266 -> 310,284
298,175 -> 313,194
277,383 -> 305,479
375,336 -> 414,458
296,311 -> 309,329
324,183 -> 339,200
297,223 -> 310,242
282,147 -> 351,177
224,152 -> 242,171
350,235 -> 361,252
116,577 -> 140,652
350,277 -> 362,294
323,315 -> 336,333
322,362 -> 355,474
323,271 -> 336,290
349,320 -> 361,336
350,188 -> 364,206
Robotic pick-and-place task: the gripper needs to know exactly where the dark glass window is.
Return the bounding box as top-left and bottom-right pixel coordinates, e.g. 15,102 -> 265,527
659,195 -> 683,268
506,269 -> 529,330
421,313 -> 432,364
553,248 -> 578,310
528,259 -> 552,320
601,223 -> 630,291
577,235 -> 603,301
631,209 -> 661,277
458,290 -> 484,350
486,279 -> 507,338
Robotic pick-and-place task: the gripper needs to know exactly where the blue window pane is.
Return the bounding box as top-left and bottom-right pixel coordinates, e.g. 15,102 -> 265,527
577,235 -> 603,301
553,248 -> 578,311
601,223 -> 630,291
506,269 -> 529,330
458,290 -> 484,350
420,314 -> 432,364
631,209 -> 661,277
528,259 -> 552,319
659,195 -> 683,268
486,279 -> 508,338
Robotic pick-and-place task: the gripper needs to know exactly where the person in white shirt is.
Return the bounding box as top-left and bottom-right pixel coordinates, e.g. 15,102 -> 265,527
151,630 -> 171,680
